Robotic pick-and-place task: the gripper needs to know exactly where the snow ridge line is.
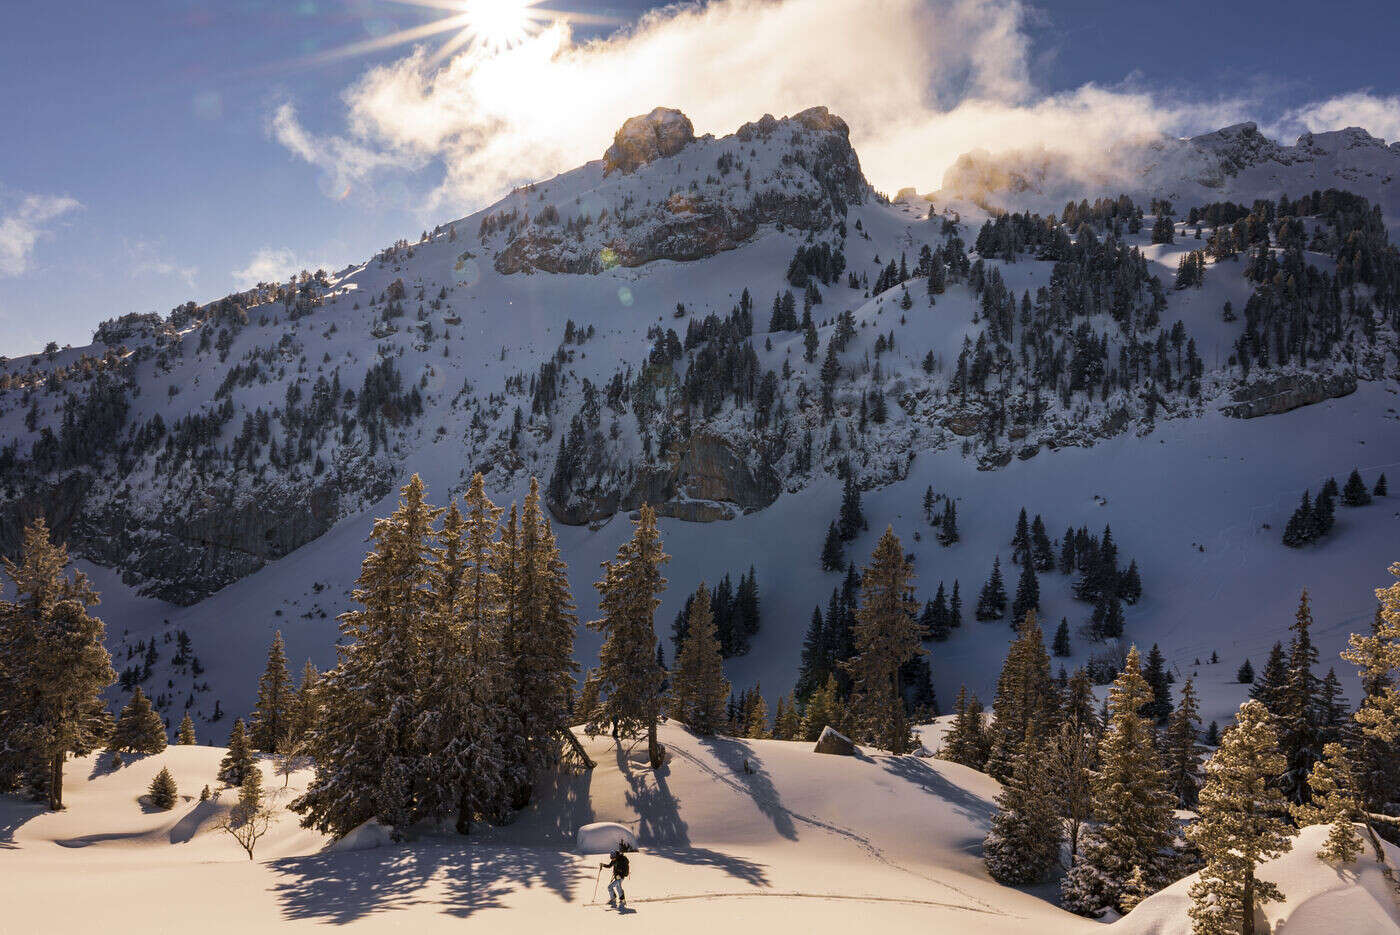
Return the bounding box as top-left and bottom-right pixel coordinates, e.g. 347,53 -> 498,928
663,744 -> 1004,915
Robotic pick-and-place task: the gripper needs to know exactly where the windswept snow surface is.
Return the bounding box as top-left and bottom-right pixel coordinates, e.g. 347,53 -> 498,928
3,726 -> 1396,933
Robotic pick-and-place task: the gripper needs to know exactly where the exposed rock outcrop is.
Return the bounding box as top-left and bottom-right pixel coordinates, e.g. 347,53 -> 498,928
546,432 -> 780,527
603,107 -> 696,175
1220,372 -> 1357,419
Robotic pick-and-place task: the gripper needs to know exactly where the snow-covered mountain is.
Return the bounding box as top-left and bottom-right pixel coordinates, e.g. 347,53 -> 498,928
1,106 -> 1399,743
930,122 -> 1400,233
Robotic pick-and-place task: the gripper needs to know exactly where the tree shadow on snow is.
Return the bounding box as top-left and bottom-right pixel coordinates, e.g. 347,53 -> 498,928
614,740 -> 770,887
270,839 -> 587,924
692,734 -> 798,842
0,797 -> 44,849
879,755 -> 995,849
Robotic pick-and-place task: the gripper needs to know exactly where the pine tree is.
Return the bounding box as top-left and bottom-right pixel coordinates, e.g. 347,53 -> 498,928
1011,507 -> 1030,565
1278,590 -> 1323,805
985,612 -> 1055,781
110,687 -> 167,755
218,719 -> 255,786
1342,468 -> 1372,506
1052,668 -> 1099,861
1237,658 -> 1255,683
773,694 -> 802,740
1011,560 -> 1039,624
0,518 -> 115,810
983,726 -> 1063,883
845,528 -> 922,753
743,684 -> 769,738
1374,473 -> 1387,497
148,766 -> 178,810
1165,678 -> 1205,807
937,499 -> 959,545
1141,644 -> 1172,724
422,478 -> 509,831
250,631 -> 293,753
1343,566 -> 1400,818
500,478 -> 579,809
1250,642 -> 1288,713
975,556 -> 1007,621
590,505 -> 668,767
177,713 -> 197,745
1291,742 -> 1364,864
669,584 -> 730,735
1061,647 -> 1177,917
820,522 -> 844,571
1031,515 -> 1054,571
1053,618 -> 1072,657
837,475 -> 864,540
800,674 -> 846,743
292,475 -> 439,837
949,579 -> 963,628
1186,700 -> 1292,935
287,660 -> 320,750
941,685 -> 989,769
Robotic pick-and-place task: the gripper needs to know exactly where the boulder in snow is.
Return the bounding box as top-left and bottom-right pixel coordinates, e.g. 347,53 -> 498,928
603,108 -> 696,175
577,822 -> 637,855
813,726 -> 857,756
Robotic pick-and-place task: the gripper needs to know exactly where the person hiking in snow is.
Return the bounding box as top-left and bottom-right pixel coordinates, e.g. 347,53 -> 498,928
600,844 -> 630,906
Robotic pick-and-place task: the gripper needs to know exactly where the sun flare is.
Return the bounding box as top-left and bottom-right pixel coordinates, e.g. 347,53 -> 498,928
463,0 -> 537,52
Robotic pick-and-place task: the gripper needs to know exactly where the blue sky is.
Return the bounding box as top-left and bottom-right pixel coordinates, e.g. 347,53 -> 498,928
1,0 -> 1396,355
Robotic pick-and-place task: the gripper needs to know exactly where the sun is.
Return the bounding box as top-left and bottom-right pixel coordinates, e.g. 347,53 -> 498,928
463,0 -> 538,52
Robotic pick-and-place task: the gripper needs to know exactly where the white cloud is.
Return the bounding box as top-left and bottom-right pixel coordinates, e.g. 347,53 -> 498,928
127,240 -> 198,291
270,0 -> 1397,214
0,193 -> 82,276
232,247 -> 336,289
1268,91 -> 1400,145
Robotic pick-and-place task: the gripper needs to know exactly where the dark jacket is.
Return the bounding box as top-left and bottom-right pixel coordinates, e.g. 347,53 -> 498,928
603,852 -> 630,878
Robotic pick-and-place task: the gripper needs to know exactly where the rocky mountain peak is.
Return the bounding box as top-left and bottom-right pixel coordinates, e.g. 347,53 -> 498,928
603,107 -> 697,175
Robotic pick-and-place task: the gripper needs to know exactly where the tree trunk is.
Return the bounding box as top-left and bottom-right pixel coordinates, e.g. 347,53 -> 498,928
455,785 -> 472,836
48,751 -> 64,811
647,719 -> 663,768
1242,867 -> 1255,935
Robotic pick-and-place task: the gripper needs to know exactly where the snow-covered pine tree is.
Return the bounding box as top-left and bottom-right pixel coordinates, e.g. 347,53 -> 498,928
1186,700 -> 1292,935
589,504 -> 668,767
501,477 -> 579,808
845,527 -> 921,753
669,583 -> 730,735
1291,742 -> 1363,864
110,686 -> 167,755
250,630 -> 293,753
1164,678 -> 1205,808
1343,565 -> 1400,821
984,725 -> 1063,884
416,477 -> 507,833
1277,590 -> 1324,805
292,475 -> 439,837
177,713 -> 197,745
0,518 -> 115,809
985,611 -> 1055,782
148,765 -> 178,809
217,718 -> 255,786
1061,647 -> 1177,917
1053,668 -> 1100,861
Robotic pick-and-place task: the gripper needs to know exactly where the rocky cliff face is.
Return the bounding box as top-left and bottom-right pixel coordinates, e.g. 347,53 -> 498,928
492,106 -> 870,275
1220,372 -> 1358,419
546,432 -> 781,528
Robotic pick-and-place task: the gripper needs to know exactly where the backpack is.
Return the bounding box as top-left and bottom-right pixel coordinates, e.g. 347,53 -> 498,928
613,853 -> 630,878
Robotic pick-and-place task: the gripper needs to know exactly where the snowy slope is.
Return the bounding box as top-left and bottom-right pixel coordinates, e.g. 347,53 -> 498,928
4,726 -> 1395,933
0,108 -> 1398,740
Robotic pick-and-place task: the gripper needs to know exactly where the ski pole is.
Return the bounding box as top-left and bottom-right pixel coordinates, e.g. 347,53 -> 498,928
592,865 -> 602,904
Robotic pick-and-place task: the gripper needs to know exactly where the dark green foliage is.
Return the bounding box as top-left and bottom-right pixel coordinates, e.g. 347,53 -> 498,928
148,766 -> 178,810
1237,659 -> 1255,683
975,556 -> 1007,621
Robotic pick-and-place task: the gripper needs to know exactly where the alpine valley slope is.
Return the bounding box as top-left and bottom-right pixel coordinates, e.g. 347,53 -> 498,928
0,106 -> 1399,740
2,724 -> 1395,933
